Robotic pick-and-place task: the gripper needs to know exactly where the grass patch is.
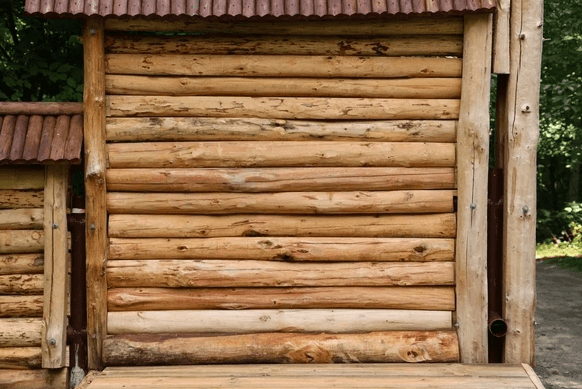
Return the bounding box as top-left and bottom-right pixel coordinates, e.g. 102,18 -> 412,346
537,240 -> 582,273
543,256 -> 582,273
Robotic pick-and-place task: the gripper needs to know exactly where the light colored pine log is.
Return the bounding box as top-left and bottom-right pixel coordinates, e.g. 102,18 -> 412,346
83,18 -> 108,371
0,254 -> 44,275
0,348 -> 42,369
108,237 -> 455,262
106,118 -> 458,143
107,142 -> 456,169
42,165 -> 69,368
106,191 -> 455,215
105,55 -> 462,79
106,76 -> 462,99
0,167 -> 45,190
106,96 -> 460,120
108,214 -> 457,239
108,309 -> 453,334
0,190 -> 43,209
0,209 -> 44,230
503,0 -> 544,365
0,295 -> 43,317
107,287 -> 456,312
104,16 -> 464,35
103,331 -> 460,365
0,274 -> 43,294
0,230 -> 44,253
0,368 -> 68,389
106,260 -> 455,288
0,318 -> 42,347
455,14 -> 493,364
493,0 -> 511,74
105,167 -> 456,193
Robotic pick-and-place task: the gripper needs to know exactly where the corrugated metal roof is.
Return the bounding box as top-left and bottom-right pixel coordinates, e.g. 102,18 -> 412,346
0,103 -> 83,165
24,0 -> 496,19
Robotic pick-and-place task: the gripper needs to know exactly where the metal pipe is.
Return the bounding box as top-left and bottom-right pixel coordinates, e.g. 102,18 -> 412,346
488,311 -> 508,338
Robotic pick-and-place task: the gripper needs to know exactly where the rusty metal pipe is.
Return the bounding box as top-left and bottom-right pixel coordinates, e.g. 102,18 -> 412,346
488,311 -> 508,338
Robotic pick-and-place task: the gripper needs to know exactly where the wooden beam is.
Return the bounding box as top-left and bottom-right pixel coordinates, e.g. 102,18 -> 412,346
0,230 -> 44,253
493,0 -> 511,74
0,254 -> 44,275
0,167 -> 44,189
0,190 -> 43,209
0,274 -> 43,294
0,295 -> 43,318
0,209 -> 44,229
0,348 -> 42,369
83,17 -> 108,371
503,0 -> 544,365
0,368 -> 68,389
455,14 -> 493,363
0,318 -> 42,347
0,102 -> 83,116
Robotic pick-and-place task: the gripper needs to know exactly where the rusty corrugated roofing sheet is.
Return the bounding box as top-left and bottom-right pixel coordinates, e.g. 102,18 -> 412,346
25,0 -> 496,19
0,103 -> 83,165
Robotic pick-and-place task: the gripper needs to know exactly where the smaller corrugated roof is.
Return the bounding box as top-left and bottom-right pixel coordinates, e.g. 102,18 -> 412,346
0,103 -> 84,165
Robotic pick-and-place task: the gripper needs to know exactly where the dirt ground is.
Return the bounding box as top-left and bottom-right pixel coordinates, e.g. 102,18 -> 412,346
535,261 -> 582,389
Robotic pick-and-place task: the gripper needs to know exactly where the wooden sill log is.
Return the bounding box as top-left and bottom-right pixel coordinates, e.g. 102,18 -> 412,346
0,254 -> 44,275
103,331 -> 460,365
0,209 -> 44,230
0,318 -> 42,347
106,191 -> 455,215
0,231 -> 44,254
0,190 -> 43,209
0,274 -> 44,294
106,260 -> 455,288
0,348 -> 42,369
0,296 -> 43,318
107,286 -> 456,312
108,237 -> 455,262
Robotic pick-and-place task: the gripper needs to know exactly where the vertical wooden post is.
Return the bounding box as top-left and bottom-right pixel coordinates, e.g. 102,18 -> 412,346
83,17 -> 108,370
493,0 -> 511,74
42,165 -> 69,368
503,0 -> 543,366
456,14 -> 493,364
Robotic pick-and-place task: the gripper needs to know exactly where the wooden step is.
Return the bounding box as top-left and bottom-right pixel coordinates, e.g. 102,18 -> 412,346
78,363 -> 545,388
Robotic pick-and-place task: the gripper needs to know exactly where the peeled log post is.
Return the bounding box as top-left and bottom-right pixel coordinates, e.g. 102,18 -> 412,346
0,348 -> 42,369
103,331 -> 459,365
0,254 -> 44,275
0,190 -> 43,209
0,318 -> 42,347
0,209 -> 44,230
0,274 -> 44,294
107,142 -> 456,168
106,118 -> 457,143
106,260 -> 455,288
106,191 -> 455,215
0,296 -> 43,317
107,286 -> 456,312
0,230 -> 44,253
108,237 -> 455,262
108,214 -> 457,239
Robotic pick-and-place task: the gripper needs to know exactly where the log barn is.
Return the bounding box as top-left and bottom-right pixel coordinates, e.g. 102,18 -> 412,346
19,0 -> 544,387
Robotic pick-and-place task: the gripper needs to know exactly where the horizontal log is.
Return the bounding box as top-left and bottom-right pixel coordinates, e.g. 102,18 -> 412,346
105,35 -> 462,56
107,286 -> 456,311
0,254 -> 44,275
106,260 -> 455,288
106,76 -> 462,99
107,142 -> 456,168
107,96 -> 460,120
0,230 -> 44,253
0,102 -> 83,116
0,348 -> 42,369
0,168 -> 44,190
108,309 -> 453,335
0,209 -> 44,230
106,118 -> 457,143
0,274 -> 44,294
107,191 -> 455,215
108,214 -> 457,239
0,319 -> 42,347
0,296 -> 43,318
103,331 -> 460,365
0,368 -> 68,389
106,168 -> 457,193
108,237 -> 455,262
0,190 -> 43,209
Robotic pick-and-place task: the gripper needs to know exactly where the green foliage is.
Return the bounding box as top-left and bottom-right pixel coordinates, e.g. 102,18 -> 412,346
537,202 -> 582,242
0,1 -> 83,102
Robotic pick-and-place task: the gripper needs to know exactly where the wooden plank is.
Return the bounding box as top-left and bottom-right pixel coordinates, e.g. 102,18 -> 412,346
42,165 -> 69,368
108,309 -> 453,334
0,254 -> 44,275
105,55 -> 462,78
103,331 -> 460,365
106,96 -> 460,120
521,364 -> 546,389
0,230 -> 44,253
106,76 -> 462,99
107,142 -> 456,169
455,14 -> 493,364
0,167 -> 44,190
0,209 -> 44,229
503,0 -> 544,365
0,368 -> 68,389
106,260 -> 455,288
104,35 -> 462,56
107,191 -> 455,215
493,0 -> 511,74
0,318 -> 42,347
84,17 -> 108,371
108,214 -> 457,239
106,118 -> 457,143
21,115 -> 44,161
108,237 -> 455,262
0,295 -> 43,318
107,287 -> 456,312
0,190 -> 43,209
0,274 -> 43,294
